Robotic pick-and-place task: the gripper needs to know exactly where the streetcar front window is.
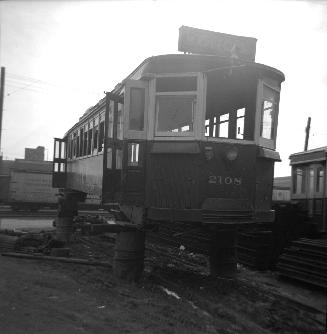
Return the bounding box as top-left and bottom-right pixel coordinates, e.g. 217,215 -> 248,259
156,95 -> 195,133
155,76 -> 197,136
205,69 -> 256,141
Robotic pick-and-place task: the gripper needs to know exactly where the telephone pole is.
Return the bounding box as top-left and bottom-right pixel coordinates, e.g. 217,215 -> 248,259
304,116 -> 311,151
0,66 -> 5,156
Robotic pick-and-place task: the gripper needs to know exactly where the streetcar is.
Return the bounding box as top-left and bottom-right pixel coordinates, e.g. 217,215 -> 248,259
52,27 -> 285,275
290,146 -> 327,233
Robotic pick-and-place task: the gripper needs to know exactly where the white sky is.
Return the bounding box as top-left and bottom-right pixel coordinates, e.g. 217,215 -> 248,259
0,0 -> 327,176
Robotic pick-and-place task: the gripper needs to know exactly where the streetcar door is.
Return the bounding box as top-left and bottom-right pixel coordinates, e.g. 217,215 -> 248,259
52,137 -> 67,188
102,94 -> 124,203
122,80 -> 148,205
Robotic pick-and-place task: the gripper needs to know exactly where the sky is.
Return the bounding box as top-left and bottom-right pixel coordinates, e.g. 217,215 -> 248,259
0,0 -> 327,176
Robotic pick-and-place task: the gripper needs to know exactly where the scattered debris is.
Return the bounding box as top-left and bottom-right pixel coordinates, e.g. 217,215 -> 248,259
160,286 -> 181,300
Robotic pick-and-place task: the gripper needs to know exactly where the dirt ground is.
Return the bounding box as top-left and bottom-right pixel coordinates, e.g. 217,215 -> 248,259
0,234 -> 326,334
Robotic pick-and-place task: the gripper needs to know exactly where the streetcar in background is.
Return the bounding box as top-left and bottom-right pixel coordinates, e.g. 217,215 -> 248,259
290,146 -> 327,234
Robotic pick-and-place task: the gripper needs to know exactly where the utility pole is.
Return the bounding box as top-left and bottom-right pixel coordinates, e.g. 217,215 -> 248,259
304,116 -> 311,151
0,66 -> 5,157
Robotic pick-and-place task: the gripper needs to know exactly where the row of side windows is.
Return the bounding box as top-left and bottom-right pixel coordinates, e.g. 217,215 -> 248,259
67,118 -> 105,159
293,166 -> 325,195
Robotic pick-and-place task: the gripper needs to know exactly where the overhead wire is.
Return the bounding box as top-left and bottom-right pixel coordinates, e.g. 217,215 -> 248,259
5,72 -> 103,97
6,81 -> 39,96
6,79 -> 57,95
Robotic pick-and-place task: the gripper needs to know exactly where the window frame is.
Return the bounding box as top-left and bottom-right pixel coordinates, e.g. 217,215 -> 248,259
98,114 -> 105,153
292,166 -> 306,195
152,73 -> 203,139
92,117 -> 99,155
127,142 -> 141,167
256,80 -> 280,150
155,91 -> 197,137
316,166 -> 325,194
123,79 -> 148,140
87,122 -> 93,156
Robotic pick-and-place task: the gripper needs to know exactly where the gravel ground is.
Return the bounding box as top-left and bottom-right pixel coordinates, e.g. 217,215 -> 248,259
0,234 -> 325,334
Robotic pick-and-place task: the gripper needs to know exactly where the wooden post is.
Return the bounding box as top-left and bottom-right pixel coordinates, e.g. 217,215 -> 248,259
55,191 -> 78,243
113,231 -> 145,282
209,226 -> 238,277
304,117 -> 311,151
0,67 -> 5,155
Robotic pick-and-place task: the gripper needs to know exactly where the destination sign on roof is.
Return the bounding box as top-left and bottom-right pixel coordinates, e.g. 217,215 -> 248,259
178,26 -> 257,62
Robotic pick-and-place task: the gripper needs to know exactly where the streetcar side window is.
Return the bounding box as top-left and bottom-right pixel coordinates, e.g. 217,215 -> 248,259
83,127 -> 88,156
293,167 -> 306,194
108,101 -> 114,139
73,132 -> 77,158
128,143 -> 140,167
205,119 -> 210,137
236,108 -> 245,139
205,109 -> 245,139
260,85 -> 279,140
316,167 -> 324,193
87,127 -> 92,155
309,168 -> 315,194
98,121 -> 105,152
67,136 -> 71,159
93,125 -> 98,152
76,132 -> 80,158
129,88 -> 145,131
116,149 -> 123,170
117,103 -> 124,140
79,128 -> 84,157
107,148 -> 112,169
218,113 -> 229,138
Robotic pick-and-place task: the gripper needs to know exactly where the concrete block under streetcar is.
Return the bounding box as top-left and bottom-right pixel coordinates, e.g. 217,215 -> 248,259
52,27 -> 285,278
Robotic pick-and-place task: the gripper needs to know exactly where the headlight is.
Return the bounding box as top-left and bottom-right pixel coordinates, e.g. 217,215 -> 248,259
226,147 -> 238,161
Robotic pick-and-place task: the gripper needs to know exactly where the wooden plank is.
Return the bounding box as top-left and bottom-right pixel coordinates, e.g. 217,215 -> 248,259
2,252 -> 112,267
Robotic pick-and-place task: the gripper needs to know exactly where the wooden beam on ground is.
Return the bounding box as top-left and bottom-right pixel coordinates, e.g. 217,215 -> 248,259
84,222 -> 142,234
2,252 -> 112,268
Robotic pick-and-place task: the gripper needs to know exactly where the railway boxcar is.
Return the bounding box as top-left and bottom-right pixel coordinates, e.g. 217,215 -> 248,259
273,176 -> 291,203
53,27 -> 285,274
8,159 -> 58,211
